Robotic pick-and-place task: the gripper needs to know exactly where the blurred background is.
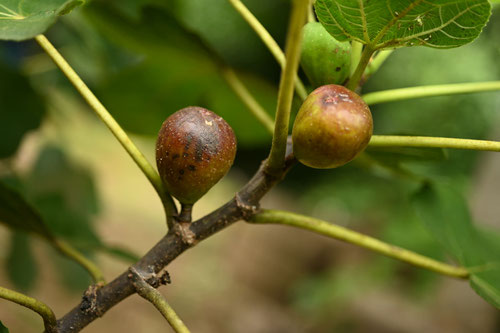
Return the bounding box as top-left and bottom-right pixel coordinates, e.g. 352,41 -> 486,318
0,0 -> 499,332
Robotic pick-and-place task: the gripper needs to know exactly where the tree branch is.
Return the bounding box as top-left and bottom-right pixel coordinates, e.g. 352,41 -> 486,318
56,146 -> 296,332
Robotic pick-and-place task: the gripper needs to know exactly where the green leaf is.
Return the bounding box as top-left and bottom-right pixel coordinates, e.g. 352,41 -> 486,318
0,321 -> 9,333
315,0 -> 491,49
0,64 -> 45,159
412,182 -> 500,308
0,0 -> 85,41
6,232 -> 37,292
0,179 -> 51,238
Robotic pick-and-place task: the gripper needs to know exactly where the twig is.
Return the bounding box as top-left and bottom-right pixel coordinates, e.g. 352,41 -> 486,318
52,238 -> 105,284
56,146 -> 296,332
362,81 -> 500,105
128,268 -> 189,333
346,44 -> 375,91
369,135 -> 500,152
249,209 -> 469,279
227,0 -> 308,100
220,66 -> 274,134
0,286 -> 57,333
34,34 -> 177,227
267,0 -> 308,173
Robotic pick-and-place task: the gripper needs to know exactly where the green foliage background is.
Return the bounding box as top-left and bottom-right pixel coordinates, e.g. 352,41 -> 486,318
0,0 -> 499,331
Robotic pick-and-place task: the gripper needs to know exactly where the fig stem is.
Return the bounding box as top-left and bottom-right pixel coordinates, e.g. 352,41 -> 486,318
350,41 -> 363,76
362,81 -> 500,105
178,204 -> 193,223
347,44 -> 375,91
364,49 -> 394,79
0,285 -> 58,333
369,135 -> 500,152
227,0 -> 308,101
34,34 -> 177,226
128,268 -> 190,333
220,66 -> 274,134
267,0 -> 308,174
249,209 -> 470,279
307,0 -> 316,23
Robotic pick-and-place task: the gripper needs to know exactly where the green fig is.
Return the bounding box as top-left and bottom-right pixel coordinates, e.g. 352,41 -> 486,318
156,106 -> 237,205
292,84 -> 373,169
301,22 -> 351,88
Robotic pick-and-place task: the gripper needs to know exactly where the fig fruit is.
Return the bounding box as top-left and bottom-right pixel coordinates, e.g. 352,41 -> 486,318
292,84 -> 372,169
301,22 -> 351,88
156,106 -> 237,205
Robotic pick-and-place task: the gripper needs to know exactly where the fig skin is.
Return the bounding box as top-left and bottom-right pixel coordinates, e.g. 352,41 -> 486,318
156,106 -> 237,204
301,22 -> 351,88
292,85 -> 373,169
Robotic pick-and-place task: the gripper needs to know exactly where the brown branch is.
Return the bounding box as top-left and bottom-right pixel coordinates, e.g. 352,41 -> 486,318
56,143 -> 295,332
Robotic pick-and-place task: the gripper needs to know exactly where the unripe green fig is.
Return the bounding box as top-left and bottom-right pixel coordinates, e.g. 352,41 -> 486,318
292,84 -> 373,169
301,22 -> 351,88
156,106 -> 237,205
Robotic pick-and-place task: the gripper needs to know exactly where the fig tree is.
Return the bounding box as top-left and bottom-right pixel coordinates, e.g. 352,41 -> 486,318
292,84 -> 373,169
301,22 -> 351,88
156,106 -> 237,205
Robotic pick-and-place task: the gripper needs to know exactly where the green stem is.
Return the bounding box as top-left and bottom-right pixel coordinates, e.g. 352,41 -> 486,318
227,0 -> 308,101
266,0 -> 308,173
350,41 -> 363,76
129,268 -> 190,333
364,49 -> 393,78
249,209 -> 469,279
369,135 -> 500,152
308,0 -> 316,23
220,67 -> 274,134
347,44 -> 375,91
34,34 -> 177,225
0,286 -> 57,333
52,238 -> 106,284
362,81 -> 500,105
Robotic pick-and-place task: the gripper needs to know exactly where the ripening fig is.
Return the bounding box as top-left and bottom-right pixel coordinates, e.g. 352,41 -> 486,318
292,84 -> 373,169
156,106 -> 237,205
301,22 -> 351,88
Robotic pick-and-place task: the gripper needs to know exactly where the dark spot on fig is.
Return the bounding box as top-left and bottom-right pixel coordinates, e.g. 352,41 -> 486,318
179,169 -> 185,175
184,133 -> 193,151
335,66 -> 341,72
195,138 -> 203,162
188,165 -> 196,171
172,154 -> 180,160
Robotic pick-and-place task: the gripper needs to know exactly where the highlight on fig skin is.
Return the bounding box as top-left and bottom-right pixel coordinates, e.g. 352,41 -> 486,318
292,84 -> 373,169
156,106 -> 237,205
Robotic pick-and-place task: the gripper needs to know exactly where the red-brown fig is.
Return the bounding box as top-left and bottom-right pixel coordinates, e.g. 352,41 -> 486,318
292,84 -> 373,169
156,106 -> 237,205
